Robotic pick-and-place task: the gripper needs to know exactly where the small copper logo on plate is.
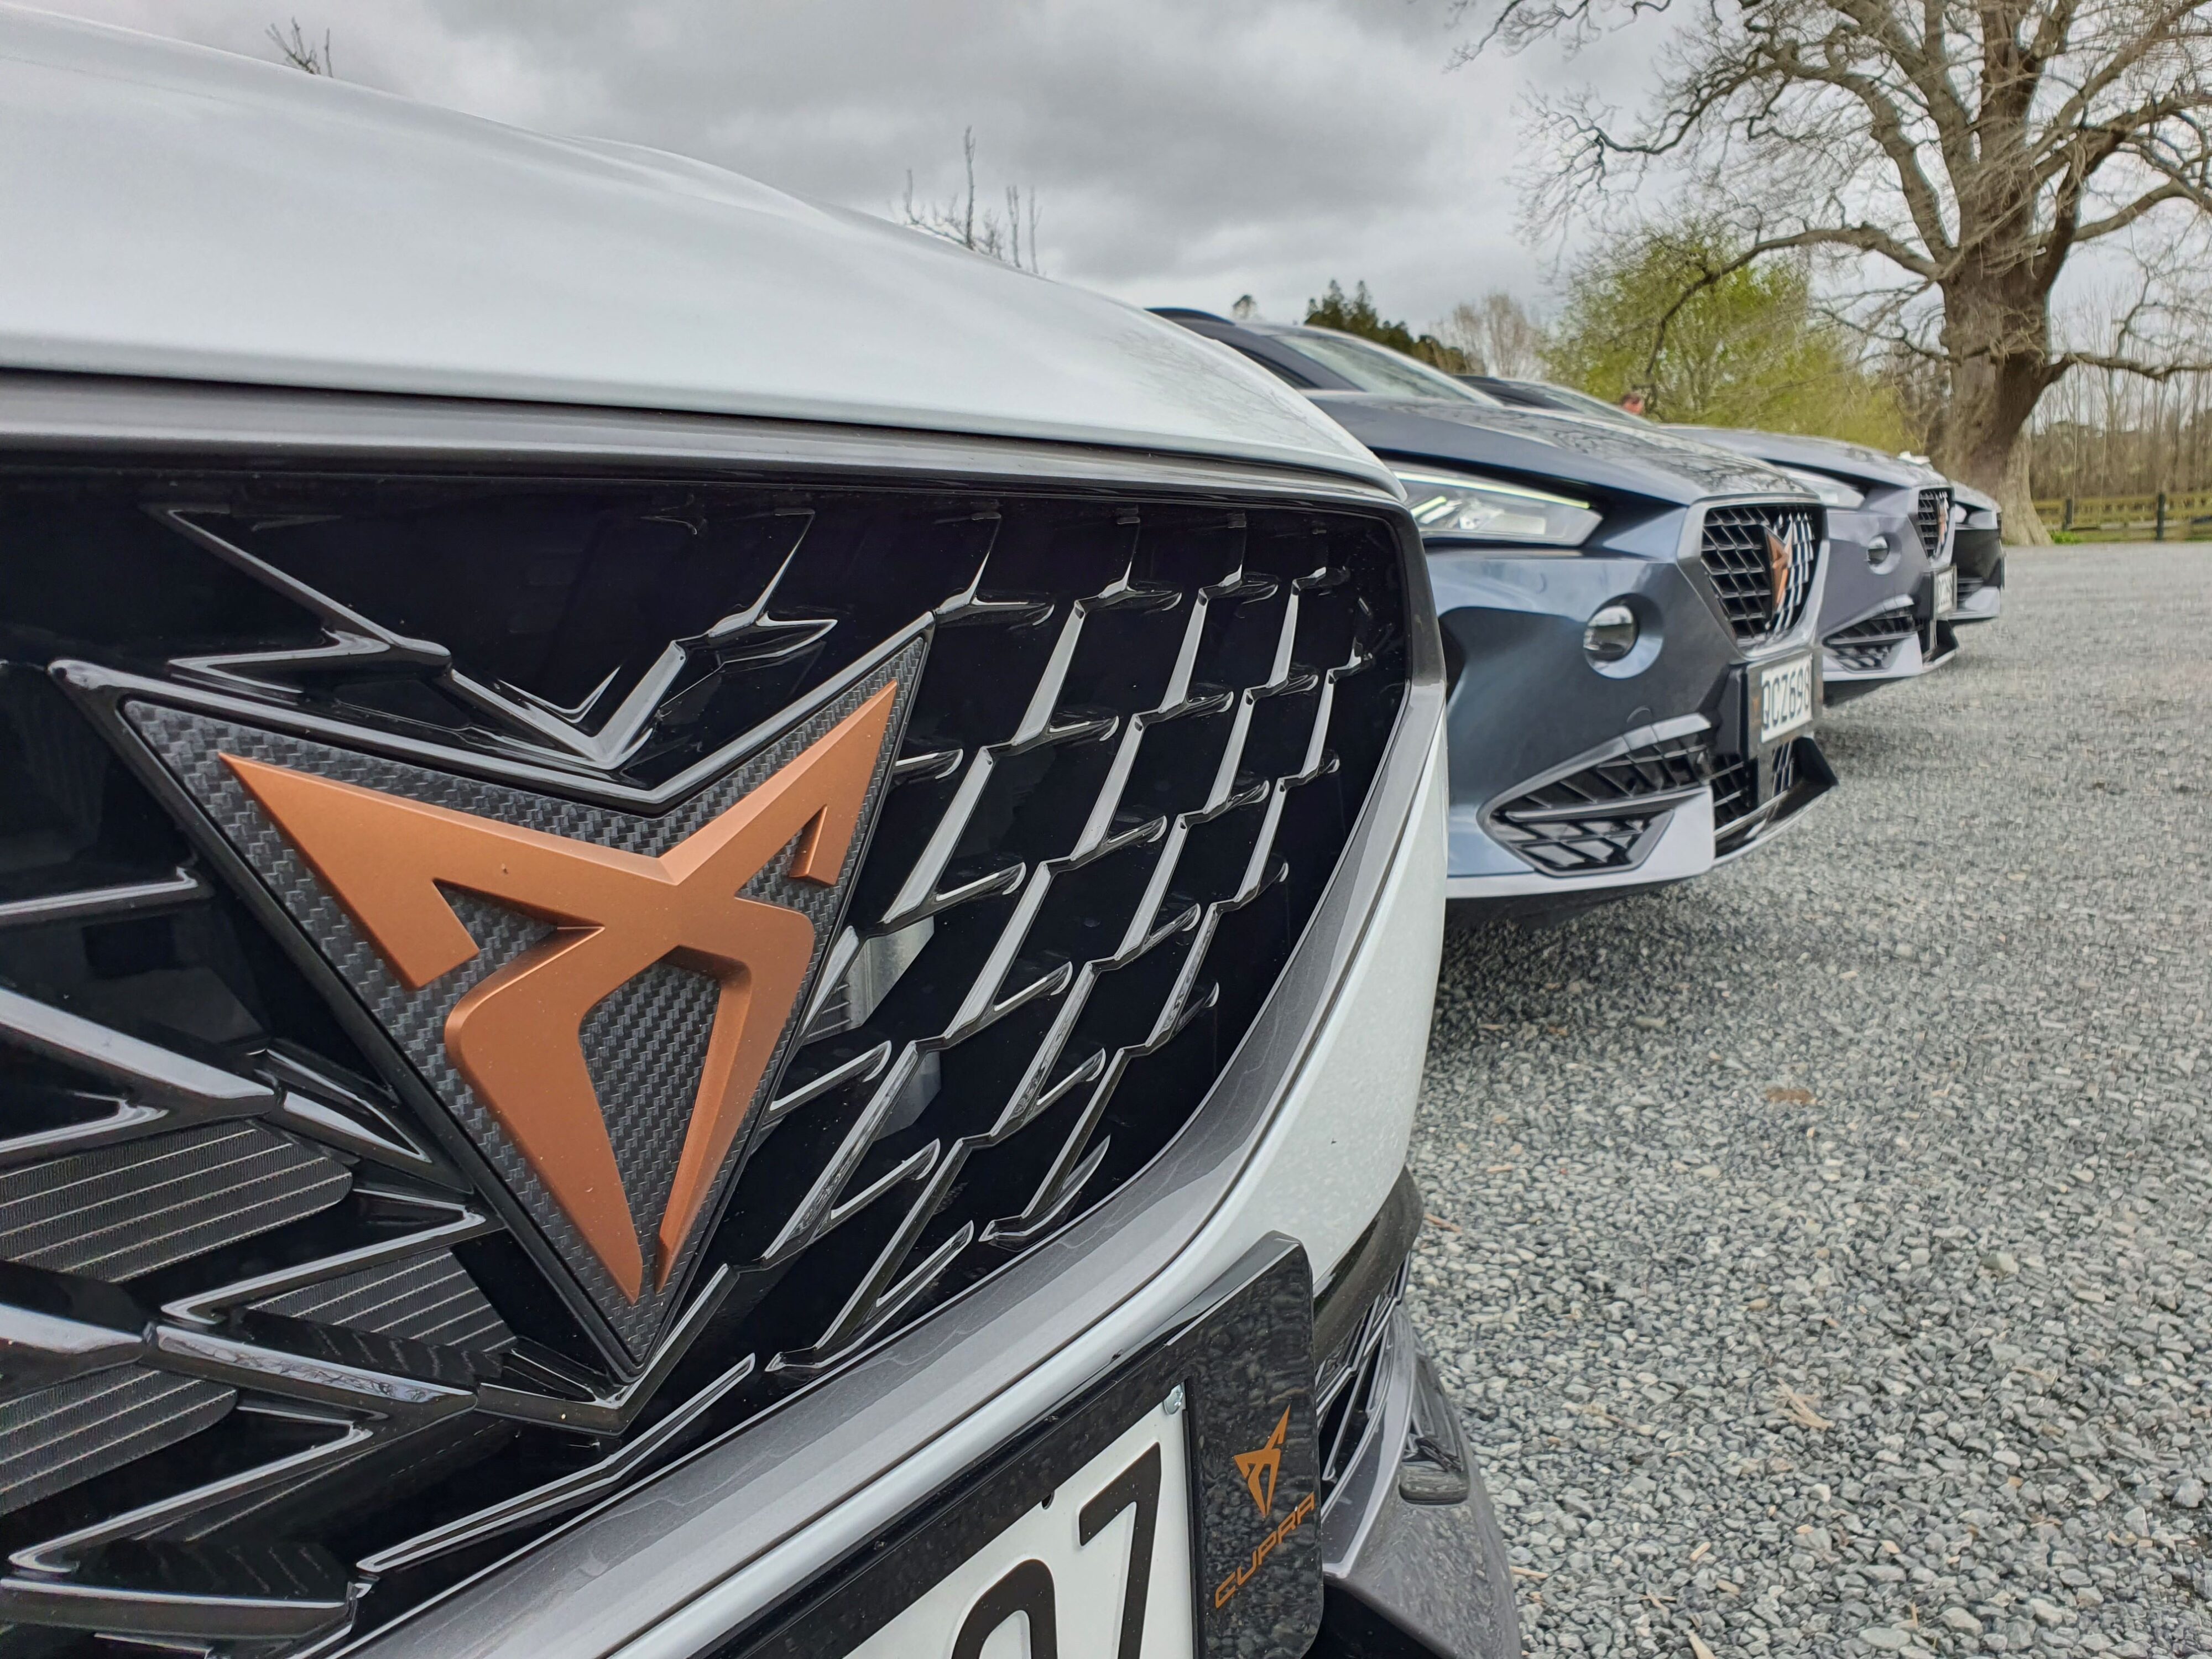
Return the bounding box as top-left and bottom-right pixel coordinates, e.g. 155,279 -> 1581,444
1234,1407 -> 1291,1519
222,683 -> 899,1302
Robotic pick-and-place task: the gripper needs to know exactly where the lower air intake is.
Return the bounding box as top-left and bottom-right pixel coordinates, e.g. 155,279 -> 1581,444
1824,606 -> 1916,672
1486,732 -> 1711,874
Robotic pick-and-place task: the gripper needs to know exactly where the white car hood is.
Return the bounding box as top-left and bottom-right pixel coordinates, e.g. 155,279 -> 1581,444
0,10 -> 1390,489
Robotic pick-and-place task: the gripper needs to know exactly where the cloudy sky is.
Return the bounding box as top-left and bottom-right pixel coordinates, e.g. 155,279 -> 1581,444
32,0 -> 1647,330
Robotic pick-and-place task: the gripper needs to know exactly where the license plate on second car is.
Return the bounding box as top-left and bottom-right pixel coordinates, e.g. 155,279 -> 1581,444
1757,654 -> 1815,746
1935,566 -> 1958,617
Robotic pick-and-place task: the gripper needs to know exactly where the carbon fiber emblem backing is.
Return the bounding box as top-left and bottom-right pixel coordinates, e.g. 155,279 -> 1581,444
126,650 -> 920,1367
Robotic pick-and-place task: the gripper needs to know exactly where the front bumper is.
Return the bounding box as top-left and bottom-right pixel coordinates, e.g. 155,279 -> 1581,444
1817,504 -> 1950,698
1713,734 -> 1834,862
357,718 -> 1456,1659
1316,1303 -> 1517,1659
1953,547 -> 2004,623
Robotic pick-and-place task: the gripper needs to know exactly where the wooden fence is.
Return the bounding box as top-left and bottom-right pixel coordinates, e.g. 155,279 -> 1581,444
2031,489 -> 2212,540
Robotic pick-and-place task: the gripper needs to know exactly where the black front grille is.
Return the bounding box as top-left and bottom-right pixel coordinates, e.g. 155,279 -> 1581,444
1823,605 -> 1916,672
1916,487 -> 1953,564
1698,503 -> 1819,643
1486,733 -> 1710,874
0,464 -> 1410,1652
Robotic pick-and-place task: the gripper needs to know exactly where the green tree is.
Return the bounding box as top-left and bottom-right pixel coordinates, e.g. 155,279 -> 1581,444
1303,281 -> 1471,372
1543,228 -> 1908,447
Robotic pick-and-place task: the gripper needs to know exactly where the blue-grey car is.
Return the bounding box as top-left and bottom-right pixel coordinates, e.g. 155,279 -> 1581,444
1462,380 -> 1963,703
1163,315 -> 1836,921
1675,430 -> 1961,702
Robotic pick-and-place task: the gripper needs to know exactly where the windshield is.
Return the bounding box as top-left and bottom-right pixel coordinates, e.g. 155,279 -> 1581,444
1524,383 -> 1650,427
1275,330 -> 1498,404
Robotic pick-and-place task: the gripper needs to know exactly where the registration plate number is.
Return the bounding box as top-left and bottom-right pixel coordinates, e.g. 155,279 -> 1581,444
851,1397 -> 1196,1659
1934,567 -> 1958,617
1757,654 -> 1815,746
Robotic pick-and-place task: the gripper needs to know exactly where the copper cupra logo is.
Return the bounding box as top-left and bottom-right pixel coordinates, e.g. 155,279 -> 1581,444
1234,1408 -> 1291,1519
1766,527 -> 1794,611
220,684 -> 899,1302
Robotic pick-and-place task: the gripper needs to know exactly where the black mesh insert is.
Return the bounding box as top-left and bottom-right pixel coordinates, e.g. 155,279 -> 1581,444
1823,606 -> 1916,672
0,463 -> 1410,1654
1486,733 -> 1711,874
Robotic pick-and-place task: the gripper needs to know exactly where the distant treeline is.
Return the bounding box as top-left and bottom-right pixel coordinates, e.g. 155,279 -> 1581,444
2027,369 -> 2212,499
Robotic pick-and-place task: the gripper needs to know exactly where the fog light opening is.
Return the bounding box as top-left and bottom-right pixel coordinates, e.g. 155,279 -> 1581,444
1583,602 -> 1639,664
1866,533 -> 1892,566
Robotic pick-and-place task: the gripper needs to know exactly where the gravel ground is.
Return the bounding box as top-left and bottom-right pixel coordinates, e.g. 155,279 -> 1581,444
1406,546 -> 2212,1659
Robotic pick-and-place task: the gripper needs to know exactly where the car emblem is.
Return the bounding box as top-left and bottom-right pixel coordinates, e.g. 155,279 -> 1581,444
1766,526 -> 1794,612
1234,1407 -> 1291,1518
126,659 -> 914,1365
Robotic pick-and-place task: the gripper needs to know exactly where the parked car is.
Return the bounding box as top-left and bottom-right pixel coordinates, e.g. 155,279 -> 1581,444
0,17 -> 1516,1659
1949,480 -> 2005,622
1465,380 -> 1961,704
1160,313 -> 1834,922
1676,431 -> 1961,701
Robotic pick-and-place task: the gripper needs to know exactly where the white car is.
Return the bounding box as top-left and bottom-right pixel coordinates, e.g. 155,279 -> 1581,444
0,13 -> 1514,1659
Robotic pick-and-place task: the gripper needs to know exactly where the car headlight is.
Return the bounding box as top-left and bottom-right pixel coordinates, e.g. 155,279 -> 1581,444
1394,468 -> 1601,548
1776,467 -> 1866,509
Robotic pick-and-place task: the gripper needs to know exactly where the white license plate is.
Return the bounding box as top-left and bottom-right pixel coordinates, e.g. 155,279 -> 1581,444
849,1396 -> 1196,1659
1758,654 -> 1814,745
1934,567 -> 1958,617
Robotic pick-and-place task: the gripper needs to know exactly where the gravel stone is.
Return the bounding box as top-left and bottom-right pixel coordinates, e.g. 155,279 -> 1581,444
1406,548 -> 2212,1656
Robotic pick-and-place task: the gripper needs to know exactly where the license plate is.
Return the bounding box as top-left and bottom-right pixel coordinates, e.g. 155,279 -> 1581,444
1757,654 -> 1814,745
1934,567 -> 1958,617
851,1397 -> 1196,1659
728,1242 -> 1321,1659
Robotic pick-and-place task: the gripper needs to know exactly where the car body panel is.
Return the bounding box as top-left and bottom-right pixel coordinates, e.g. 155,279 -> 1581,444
0,12 -> 1389,489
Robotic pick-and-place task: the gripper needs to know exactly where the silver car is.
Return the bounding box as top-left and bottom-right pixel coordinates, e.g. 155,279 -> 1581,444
0,15 -> 1512,1659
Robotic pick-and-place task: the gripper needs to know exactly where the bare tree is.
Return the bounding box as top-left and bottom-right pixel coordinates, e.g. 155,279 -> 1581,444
901,129 -> 1043,275
1434,291 -> 1548,378
267,17 -> 333,76
1457,0 -> 2212,538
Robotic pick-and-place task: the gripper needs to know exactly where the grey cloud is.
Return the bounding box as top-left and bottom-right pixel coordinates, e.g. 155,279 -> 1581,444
37,0 -> 1618,325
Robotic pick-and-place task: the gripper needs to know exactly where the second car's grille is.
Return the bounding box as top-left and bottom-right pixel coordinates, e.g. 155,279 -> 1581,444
1698,503 -> 1819,643
0,463 -> 1411,1656
1486,733 -> 1711,874
1916,487 -> 1953,565
1824,604 -> 1917,672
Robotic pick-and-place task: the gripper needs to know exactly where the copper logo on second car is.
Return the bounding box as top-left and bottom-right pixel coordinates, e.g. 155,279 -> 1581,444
1766,527 -> 1794,612
222,684 -> 900,1303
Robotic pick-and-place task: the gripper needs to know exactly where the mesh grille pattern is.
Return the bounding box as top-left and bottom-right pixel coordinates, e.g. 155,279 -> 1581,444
1486,734 -> 1710,874
1697,504 -> 1819,643
1824,606 -> 1917,672
1917,488 -> 1954,565
0,463 -> 1410,1656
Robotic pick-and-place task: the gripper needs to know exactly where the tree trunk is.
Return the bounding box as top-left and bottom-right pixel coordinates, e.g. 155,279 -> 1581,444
1998,445 -> 2049,545
1937,325 -> 2056,546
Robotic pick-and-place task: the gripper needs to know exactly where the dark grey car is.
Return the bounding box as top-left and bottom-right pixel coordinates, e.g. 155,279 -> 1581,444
1677,430 -> 1961,702
1162,315 -> 1837,921
1464,380 -> 1963,702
